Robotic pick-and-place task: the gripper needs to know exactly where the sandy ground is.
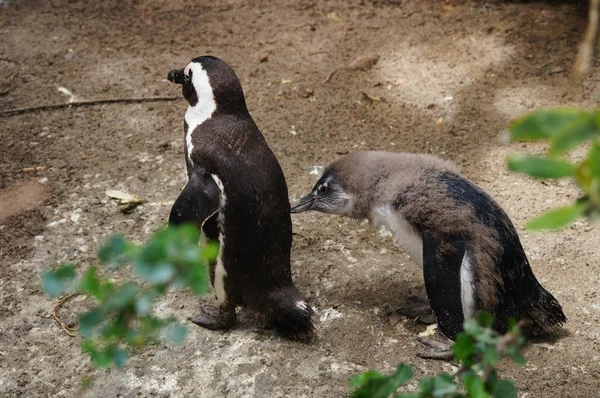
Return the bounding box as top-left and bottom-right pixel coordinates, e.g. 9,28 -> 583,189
1,0 -> 599,397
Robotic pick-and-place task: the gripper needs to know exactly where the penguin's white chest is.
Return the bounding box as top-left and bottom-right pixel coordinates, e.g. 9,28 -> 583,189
370,206 -> 423,268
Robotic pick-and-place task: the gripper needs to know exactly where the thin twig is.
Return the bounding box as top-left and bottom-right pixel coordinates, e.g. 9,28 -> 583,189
323,68 -> 339,84
574,0 -> 600,79
53,292 -> 84,337
0,96 -> 182,117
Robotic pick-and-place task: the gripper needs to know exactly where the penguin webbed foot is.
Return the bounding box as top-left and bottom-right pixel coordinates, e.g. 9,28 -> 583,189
416,334 -> 454,361
395,295 -> 436,325
188,304 -> 236,330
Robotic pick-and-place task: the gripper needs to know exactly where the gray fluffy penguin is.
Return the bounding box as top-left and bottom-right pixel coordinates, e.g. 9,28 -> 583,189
292,151 -> 566,357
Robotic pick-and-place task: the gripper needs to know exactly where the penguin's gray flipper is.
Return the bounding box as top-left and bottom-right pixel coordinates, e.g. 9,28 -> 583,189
422,232 -> 468,341
169,169 -> 221,228
416,334 -> 454,360
188,303 -> 236,330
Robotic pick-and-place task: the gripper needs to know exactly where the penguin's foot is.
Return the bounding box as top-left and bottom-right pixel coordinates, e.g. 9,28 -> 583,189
395,295 -> 435,325
416,335 -> 454,361
188,304 -> 236,330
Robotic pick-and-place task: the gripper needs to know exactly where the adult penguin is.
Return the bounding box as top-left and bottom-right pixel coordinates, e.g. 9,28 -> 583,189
168,56 -> 313,340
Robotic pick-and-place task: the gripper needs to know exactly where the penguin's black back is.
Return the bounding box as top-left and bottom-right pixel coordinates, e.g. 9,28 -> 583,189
193,114 -> 294,298
437,172 -> 567,334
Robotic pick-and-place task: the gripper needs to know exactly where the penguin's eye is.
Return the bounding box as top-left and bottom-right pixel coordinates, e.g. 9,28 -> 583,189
318,184 -> 328,194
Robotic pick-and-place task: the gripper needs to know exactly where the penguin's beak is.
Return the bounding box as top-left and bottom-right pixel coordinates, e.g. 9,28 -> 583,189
290,194 -> 315,213
168,68 -> 185,85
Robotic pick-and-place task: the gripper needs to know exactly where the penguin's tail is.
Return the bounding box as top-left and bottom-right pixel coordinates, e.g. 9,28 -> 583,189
267,287 -> 315,341
527,285 -> 567,336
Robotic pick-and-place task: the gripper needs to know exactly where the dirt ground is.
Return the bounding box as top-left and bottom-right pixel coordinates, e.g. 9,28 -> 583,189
1,0 -> 599,396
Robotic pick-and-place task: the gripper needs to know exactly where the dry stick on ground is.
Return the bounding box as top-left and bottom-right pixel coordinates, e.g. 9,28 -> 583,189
0,96 -> 182,117
574,0 -> 600,79
53,292 -> 84,337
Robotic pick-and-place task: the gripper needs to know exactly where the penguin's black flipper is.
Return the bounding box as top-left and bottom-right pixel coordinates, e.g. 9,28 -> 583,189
422,232 -> 467,341
169,169 -> 220,228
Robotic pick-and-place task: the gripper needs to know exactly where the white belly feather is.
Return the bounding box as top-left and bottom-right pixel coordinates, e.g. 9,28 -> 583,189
371,206 -> 423,268
371,206 -> 477,320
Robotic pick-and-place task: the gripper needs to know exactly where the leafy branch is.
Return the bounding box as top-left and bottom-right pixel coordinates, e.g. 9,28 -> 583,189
42,224 -> 215,368
350,313 -> 526,398
506,108 -> 600,230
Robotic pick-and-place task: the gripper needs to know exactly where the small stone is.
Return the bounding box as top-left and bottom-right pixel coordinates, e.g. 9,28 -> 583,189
259,53 -> 269,63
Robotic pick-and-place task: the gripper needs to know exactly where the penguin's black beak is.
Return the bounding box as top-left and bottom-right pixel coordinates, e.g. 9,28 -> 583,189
168,68 -> 185,85
290,194 -> 315,213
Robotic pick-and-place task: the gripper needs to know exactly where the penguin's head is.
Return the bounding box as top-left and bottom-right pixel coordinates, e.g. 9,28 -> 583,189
168,56 -> 248,114
291,171 -> 353,216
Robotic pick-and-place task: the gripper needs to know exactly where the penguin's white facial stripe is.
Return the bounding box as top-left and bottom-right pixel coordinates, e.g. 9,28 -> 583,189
308,177 -> 352,215
211,174 -> 228,304
184,62 -> 217,166
371,206 -> 423,268
460,251 -> 476,320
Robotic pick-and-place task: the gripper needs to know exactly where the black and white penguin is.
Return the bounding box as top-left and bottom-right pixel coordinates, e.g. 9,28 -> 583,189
167,56 -> 314,340
291,151 -> 566,355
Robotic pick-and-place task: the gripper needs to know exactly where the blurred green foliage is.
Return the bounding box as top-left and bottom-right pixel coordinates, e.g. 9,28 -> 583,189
42,224 -> 215,368
350,313 -> 525,398
507,108 -> 600,230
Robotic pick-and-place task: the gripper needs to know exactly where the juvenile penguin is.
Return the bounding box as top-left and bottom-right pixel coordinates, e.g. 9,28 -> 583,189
167,56 -> 314,340
291,151 -> 566,355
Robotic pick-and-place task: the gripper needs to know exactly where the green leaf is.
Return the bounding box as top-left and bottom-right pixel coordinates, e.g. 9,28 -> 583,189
133,250 -> 176,284
391,364 -> 414,386
184,259 -> 209,295
349,371 -> 385,387
417,377 -> 434,395
492,379 -> 517,398
509,109 -> 590,141
511,351 -> 527,366
202,241 -> 220,262
113,349 -> 128,368
98,235 -> 134,268
164,323 -> 187,344
452,333 -> 474,360
80,267 -> 103,299
463,319 -> 480,334
79,308 -> 104,338
350,366 -> 413,398
587,142 -> 600,178
463,374 -> 489,398
477,312 -> 494,328
507,154 -> 575,179
550,114 -> 598,155
81,341 -> 117,368
431,373 -> 457,397
107,282 -> 138,310
173,223 -> 201,246
135,290 -> 158,315
525,201 -> 587,230
483,346 -> 500,366
87,344 -> 118,368
42,265 -> 77,297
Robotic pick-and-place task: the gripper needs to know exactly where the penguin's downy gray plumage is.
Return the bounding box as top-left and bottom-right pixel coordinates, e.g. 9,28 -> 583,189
168,56 -> 313,340
291,151 -> 566,344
